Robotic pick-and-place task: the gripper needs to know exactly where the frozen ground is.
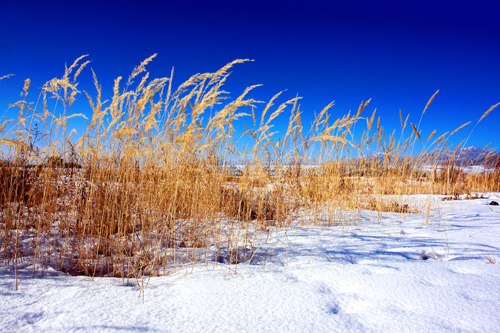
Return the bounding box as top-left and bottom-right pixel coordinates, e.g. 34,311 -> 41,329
1,194 -> 500,332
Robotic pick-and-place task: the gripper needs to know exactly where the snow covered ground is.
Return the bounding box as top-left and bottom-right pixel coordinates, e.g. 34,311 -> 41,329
1,194 -> 500,332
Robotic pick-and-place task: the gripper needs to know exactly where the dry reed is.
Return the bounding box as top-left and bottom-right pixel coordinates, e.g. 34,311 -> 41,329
1,56 -> 499,286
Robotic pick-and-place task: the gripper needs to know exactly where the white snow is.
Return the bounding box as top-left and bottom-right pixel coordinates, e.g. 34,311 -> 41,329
1,194 -> 500,332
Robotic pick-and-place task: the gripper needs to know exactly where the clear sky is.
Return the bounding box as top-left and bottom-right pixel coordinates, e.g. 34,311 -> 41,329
1,0 -> 499,153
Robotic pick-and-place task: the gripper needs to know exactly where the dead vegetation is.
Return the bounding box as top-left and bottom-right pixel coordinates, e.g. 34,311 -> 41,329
1,56 -> 499,283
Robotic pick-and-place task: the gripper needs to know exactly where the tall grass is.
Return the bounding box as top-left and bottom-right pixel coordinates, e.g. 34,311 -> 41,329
1,56 -> 499,286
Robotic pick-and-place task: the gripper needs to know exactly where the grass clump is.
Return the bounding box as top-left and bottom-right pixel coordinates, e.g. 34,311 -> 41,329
1,56 -> 499,285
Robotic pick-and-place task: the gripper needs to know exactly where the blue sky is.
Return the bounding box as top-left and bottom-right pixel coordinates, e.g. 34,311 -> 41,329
1,0 -> 499,153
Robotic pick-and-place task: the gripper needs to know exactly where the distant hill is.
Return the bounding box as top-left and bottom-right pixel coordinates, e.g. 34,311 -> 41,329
433,146 -> 500,166
365,146 -> 500,168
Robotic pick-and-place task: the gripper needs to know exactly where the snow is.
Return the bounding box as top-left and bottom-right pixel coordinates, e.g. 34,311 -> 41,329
1,194 -> 500,332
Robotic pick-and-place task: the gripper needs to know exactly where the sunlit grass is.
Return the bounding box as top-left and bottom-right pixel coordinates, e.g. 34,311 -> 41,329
1,56 -> 499,287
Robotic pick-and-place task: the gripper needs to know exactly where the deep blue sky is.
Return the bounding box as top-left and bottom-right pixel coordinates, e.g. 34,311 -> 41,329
1,0 -> 499,153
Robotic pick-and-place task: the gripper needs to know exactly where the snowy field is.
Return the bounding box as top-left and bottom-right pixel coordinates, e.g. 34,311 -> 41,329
1,193 -> 499,332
